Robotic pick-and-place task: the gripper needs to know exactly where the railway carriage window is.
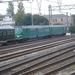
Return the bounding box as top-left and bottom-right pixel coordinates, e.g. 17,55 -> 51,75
0,30 -> 2,36
25,29 -> 28,32
11,29 -> 14,35
38,28 -> 42,32
30,28 -> 36,32
7,30 -> 11,35
3,30 -> 6,35
44,28 -> 49,32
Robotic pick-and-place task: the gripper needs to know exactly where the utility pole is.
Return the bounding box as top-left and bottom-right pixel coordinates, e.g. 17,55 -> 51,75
66,12 -> 69,32
48,5 -> 52,25
30,0 -> 33,26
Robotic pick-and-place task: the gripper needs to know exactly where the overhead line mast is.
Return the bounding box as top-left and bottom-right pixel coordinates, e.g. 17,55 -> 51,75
36,0 -> 42,15
57,0 -> 62,11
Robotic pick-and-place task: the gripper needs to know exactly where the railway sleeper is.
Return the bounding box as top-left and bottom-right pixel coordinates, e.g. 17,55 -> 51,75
11,48 -> 75,75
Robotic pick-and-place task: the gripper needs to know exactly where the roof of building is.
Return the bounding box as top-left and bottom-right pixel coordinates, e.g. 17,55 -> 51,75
44,14 -> 67,19
0,14 -> 12,21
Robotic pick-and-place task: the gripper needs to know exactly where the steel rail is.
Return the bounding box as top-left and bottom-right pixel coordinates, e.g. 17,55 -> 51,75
0,38 -> 75,62
0,35 -> 74,49
17,52 -> 75,75
0,42 -> 75,74
11,47 -> 75,75
0,36 -> 75,54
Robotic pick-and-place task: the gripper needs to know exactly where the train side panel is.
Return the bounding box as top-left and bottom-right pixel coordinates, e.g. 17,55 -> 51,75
49,27 -> 52,36
43,27 -> 49,36
23,28 -> 29,38
15,25 -> 67,42
15,28 -> 29,39
63,26 -> 67,34
38,27 -> 44,37
51,25 -> 66,35
28,27 -> 38,38
0,29 -> 15,41
15,28 -> 23,39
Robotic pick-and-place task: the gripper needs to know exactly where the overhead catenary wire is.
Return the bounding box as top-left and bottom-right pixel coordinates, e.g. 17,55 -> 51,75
0,0 -> 75,14
0,0 -> 58,13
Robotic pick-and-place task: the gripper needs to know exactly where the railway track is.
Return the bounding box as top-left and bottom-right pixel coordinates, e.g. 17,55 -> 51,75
0,37 -> 75,62
0,36 -> 75,75
1,35 -> 75,55
0,35 -> 75,50
17,50 -> 75,75
11,46 -> 75,75
0,41 -> 75,75
0,37 -> 75,54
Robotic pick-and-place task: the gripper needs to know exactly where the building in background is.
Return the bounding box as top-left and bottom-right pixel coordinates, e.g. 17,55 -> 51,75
0,14 -> 15,26
44,14 -> 72,26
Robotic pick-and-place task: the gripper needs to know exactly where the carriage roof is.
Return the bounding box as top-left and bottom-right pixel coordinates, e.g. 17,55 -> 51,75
15,25 -> 67,29
0,25 -> 14,29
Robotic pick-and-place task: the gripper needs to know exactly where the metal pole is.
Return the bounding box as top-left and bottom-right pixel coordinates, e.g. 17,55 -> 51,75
48,5 -> 52,25
30,1 -> 33,26
66,12 -> 69,32
48,5 -> 50,25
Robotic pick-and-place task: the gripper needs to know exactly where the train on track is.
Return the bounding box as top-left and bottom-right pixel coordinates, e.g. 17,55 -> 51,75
0,25 -> 67,46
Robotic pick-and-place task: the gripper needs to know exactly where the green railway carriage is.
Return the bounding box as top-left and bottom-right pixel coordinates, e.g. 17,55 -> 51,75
15,27 -> 24,39
15,26 -> 38,39
28,26 -> 38,38
0,25 -> 15,44
37,26 -> 50,37
15,25 -> 67,40
0,25 -> 67,46
50,25 -> 67,35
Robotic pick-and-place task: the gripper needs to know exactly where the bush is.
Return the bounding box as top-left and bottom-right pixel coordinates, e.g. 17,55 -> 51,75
69,26 -> 75,33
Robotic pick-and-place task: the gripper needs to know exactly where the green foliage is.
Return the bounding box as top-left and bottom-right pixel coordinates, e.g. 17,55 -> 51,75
23,13 -> 32,25
69,26 -> 75,33
33,14 -> 49,25
18,1 -> 25,13
7,2 -> 14,16
14,1 -> 25,25
14,11 -> 25,25
23,14 -> 49,25
14,12 -> 49,25
72,15 -> 75,26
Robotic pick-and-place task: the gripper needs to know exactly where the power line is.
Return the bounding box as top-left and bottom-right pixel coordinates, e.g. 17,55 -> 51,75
51,4 -> 75,11
0,3 -> 48,13
46,0 -> 58,4
0,0 -> 29,3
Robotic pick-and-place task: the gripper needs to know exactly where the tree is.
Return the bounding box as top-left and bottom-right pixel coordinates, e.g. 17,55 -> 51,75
17,1 -> 25,13
72,15 -> 75,25
69,15 -> 75,33
69,26 -> 75,33
22,14 -> 49,25
7,2 -> 14,17
14,12 -> 49,25
33,14 -> 49,25
23,13 -> 32,25
14,1 -> 25,25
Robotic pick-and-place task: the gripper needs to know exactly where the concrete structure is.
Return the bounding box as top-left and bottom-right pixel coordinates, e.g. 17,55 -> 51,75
0,14 -> 15,26
44,14 -> 72,26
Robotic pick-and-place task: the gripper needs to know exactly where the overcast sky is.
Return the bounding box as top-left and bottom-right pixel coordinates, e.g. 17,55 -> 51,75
0,0 -> 75,15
